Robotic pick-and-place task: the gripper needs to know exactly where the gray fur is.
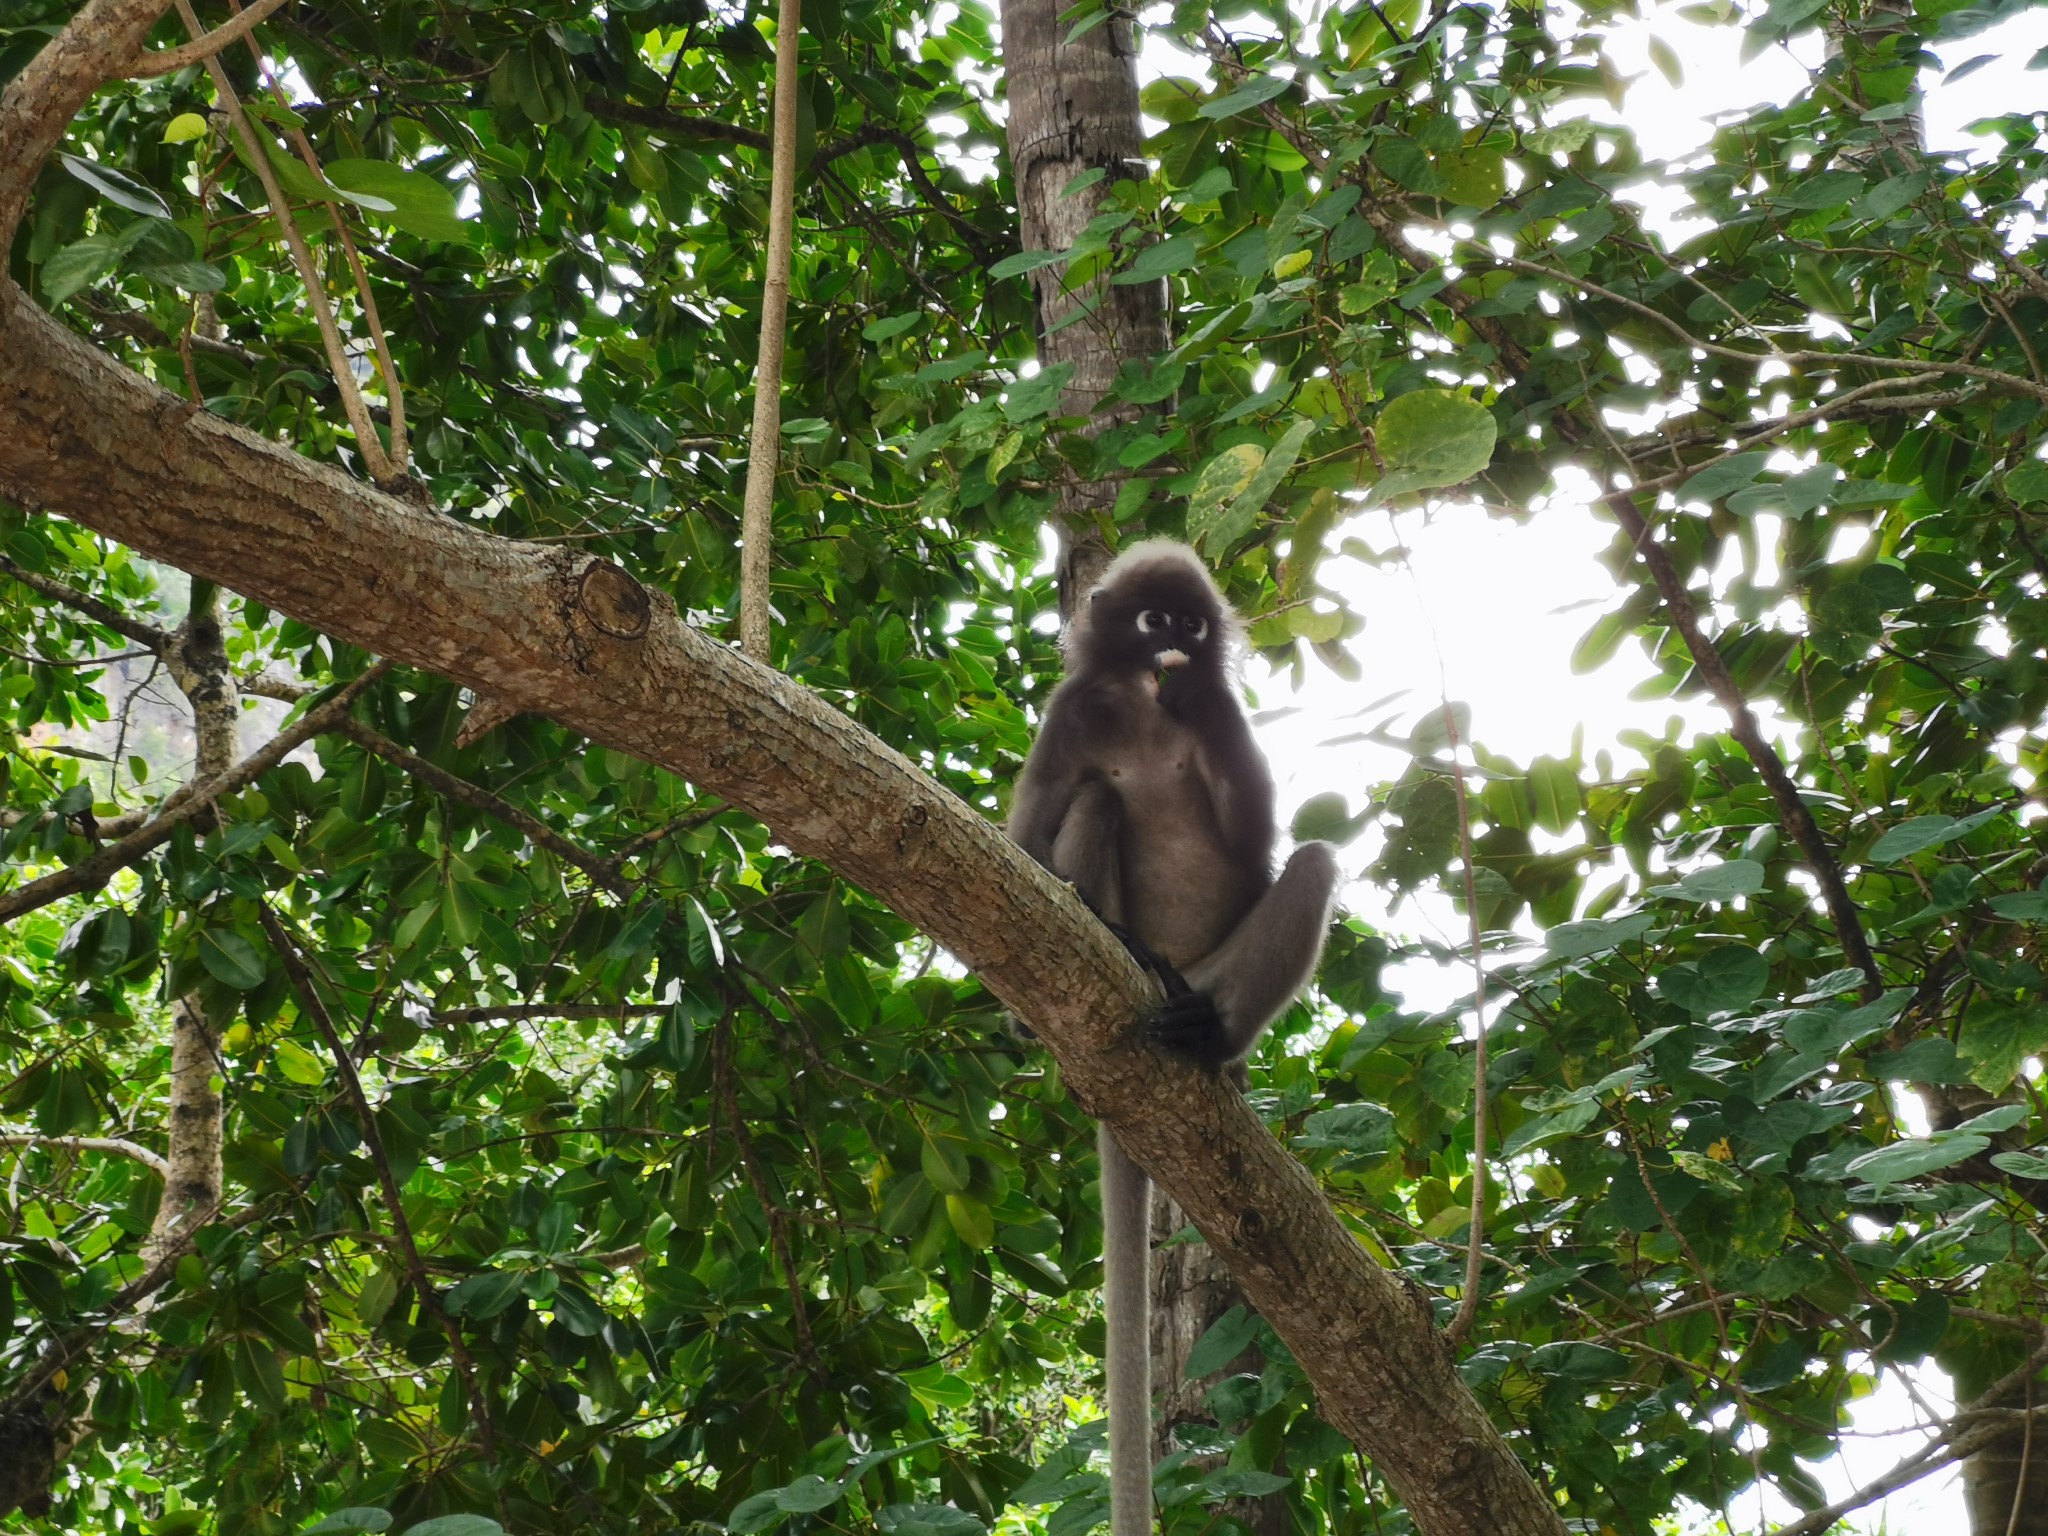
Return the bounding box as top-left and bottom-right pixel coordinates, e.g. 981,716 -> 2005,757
1008,540 -> 1341,1536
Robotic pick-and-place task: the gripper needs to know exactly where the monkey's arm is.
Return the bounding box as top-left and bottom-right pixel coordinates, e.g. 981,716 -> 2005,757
1154,841 -> 1342,1070
1176,685 -> 1277,868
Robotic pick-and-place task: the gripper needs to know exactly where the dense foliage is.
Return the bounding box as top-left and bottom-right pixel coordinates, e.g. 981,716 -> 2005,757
3,0 -> 2047,1532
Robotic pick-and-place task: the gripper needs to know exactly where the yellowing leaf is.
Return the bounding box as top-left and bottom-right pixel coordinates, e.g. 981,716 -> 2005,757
1186,442 -> 1266,548
987,431 -> 1023,479
1272,248 -> 1314,280
163,112 -> 210,145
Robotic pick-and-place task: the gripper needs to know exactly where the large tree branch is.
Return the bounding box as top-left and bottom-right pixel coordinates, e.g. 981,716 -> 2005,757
0,278 -> 1563,1536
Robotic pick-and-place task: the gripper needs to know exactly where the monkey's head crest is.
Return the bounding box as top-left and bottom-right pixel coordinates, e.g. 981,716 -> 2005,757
1065,539 -> 1240,680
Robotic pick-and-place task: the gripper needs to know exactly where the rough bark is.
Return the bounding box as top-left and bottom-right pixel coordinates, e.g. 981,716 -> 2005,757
0,279 -> 1564,1536
999,0 -> 1170,612
1151,1194 -> 1290,1536
141,582 -> 234,1272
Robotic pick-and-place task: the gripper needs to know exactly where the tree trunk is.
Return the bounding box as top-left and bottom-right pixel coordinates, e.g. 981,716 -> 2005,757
139,584 -> 235,1271
999,0 -> 1170,613
1153,1194 -> 1290,1536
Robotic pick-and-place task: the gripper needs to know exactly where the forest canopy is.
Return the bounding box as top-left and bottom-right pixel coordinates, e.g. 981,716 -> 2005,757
1,0 -> 2047,1533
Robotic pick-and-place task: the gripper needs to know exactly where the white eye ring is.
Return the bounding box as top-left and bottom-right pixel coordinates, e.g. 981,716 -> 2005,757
1138,610 -> 1168,634
1188,618 -> 1209,642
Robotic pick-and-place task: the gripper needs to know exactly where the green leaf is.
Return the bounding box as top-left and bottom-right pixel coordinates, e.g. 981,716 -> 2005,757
1435,148 -> 1506,208
921,1135 -> 970,1194
863,312 -> 922,342
1846,1133 -> 1989,1188
324,161 -> 472,244
1198,74 -> 1291,119
1114,232 -> 1200,285
944,1192 -> 994,1250
271,1039 -> 327,1086
1990,889 -> 2048,921
1527,757 -> 1580,835
1545,911 -> 1653,959
1868,810 -> 2006,861
399,1520 -> 505,1536
1662,860 -> 1766,903
1369,389 -> 1497,500
1647,33 -> 1683,86
1677,452 -> 1772,505
1216,415 -> 1316,545
775,1476 -> 844,1514
728,1493 -> 789,1535
57,153 -> 171,217
303,1512 -> 394,1534
1002,363 -> 1074,422
989,248 -> 1067,280
1290,791 -> 1365,845
1295,1102 -> 1394,1155
136,260 -> 227,293
199,928 -> 267,990
1184,1304 -> 1262,1376
1990,1150 -> 2048,1180
2005,459 -> 2048,505
164,113 -> 211,145
39,236 -> 120,304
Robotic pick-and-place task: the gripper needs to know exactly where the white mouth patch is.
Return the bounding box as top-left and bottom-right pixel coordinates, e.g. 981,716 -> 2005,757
1154,648 -> 1189,668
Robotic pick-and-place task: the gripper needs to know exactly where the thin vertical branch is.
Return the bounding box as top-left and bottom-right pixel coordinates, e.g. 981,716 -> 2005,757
1440,701 -> 1488,1348
224,0 -> 408,474
172,0 -> 395,484
256,905 -> 506,1490
1602,491 -> 1883,1001
739,0 -> 801,662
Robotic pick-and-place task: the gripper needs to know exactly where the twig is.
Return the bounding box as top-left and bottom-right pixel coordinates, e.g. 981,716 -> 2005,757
0,1129 -> 169,1179
429,1002 -> 663,1024
0,645 -> 152,669
713,1010 -> 821,1376
256,905 -> 505,1482
337,717 -> 629,896
1440,700 -> 1488,1349
2007,1374 -> 2035,1536
0,556 -> 171,651
1472,249 -> 2048,405
1601,492 -> 1883,1000
739,0 -> 800,662
0,664 -> 387,924
128,0 -> 289,76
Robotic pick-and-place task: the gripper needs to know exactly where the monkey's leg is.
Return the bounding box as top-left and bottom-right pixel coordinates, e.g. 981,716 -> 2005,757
1099,1124 -> 1154,1536
1151,841 -> 1342,1070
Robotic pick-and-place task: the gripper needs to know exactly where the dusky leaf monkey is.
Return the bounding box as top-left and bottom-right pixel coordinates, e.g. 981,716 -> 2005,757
1008,539 -> 1341,1536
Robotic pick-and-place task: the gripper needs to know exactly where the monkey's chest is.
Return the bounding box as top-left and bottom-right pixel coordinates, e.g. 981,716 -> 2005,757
1104,722 -> 1254,964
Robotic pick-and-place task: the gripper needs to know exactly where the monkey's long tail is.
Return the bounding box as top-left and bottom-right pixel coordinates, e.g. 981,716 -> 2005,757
1100,1125 -> 1153,1536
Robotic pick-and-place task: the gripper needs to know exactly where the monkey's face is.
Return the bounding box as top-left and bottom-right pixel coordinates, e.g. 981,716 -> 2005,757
1069,545 -> 1232,683
1080,585 -> 1223,681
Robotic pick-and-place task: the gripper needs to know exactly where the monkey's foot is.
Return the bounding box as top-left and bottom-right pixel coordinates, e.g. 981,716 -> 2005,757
1089,913 -> 1193,998
1148,992 -> 1232,1071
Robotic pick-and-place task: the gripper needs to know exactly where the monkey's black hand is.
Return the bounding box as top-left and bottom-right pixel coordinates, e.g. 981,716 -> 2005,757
1148,992 -> 1233,1072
